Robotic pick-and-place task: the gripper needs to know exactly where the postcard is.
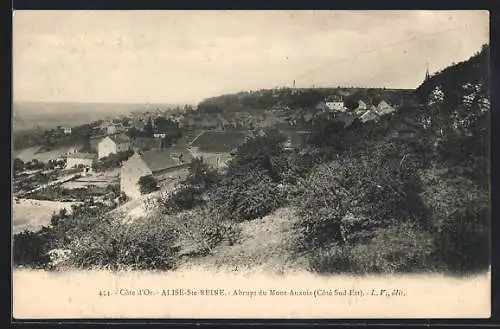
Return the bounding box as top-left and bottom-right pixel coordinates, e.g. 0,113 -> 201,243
12,10 -> 491,319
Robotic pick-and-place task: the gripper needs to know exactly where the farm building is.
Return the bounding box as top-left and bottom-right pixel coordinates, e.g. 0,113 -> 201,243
120,147 -> 193,198
65,153 -> 97,169
62,127 -> 72,135
89,135 -> 105,153
324,95 -> 346,112
98,134 -> 131,159
106,125 -> 117,135
360,109 -> 380,123
375,100 -> 396,116
354,100 -> 369,115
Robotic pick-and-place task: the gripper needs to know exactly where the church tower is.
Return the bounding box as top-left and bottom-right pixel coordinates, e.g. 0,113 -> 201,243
424,63 -> 430,81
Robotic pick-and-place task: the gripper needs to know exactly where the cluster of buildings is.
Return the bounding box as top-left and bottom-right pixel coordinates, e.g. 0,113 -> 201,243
314,95 -> 397,124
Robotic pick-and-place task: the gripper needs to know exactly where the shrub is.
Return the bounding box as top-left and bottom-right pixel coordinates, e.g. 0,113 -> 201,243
138,175 -> 159,194
169,208 -> 242,255
163,185 -> 205,214
295,141 -> 428,251
13,230 -> 51,268
209,169 -> 285,222
309,222 -> 435,274
420,168 -> 490,273
68,215 -> 179,271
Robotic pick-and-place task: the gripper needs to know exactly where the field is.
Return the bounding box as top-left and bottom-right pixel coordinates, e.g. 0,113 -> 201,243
12,199 -> 81,234
14,146 -> 72,163
190,131 -> 249,152
61,169 -> 119,189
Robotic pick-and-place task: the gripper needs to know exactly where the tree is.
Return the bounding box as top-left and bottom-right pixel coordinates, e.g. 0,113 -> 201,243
138,175 -> 159,194
14,158 -> 25,172
154,116 -> 178,133
143,119 -> 154,137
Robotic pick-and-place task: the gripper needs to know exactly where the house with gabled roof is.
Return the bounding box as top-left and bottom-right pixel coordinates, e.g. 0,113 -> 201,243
120,147 -> 193,198
360,108 -> 380,123
354,100 -> 369,115
65,152 -> 97,170
375,100 -> 396,116
98,134 -> 131,159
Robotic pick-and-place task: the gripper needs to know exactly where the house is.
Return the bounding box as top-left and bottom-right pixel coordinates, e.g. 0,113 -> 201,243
106,125 -> 117,135
65,153 -> 97,169
89,135 -> 105,153
62,127 -> 72,135
375,100 -> 396,116
360,109 -> 380,123
120,147 -> 193,198
97,134 -> 131,159
324,95 -> 346,112
65,144 -> 81,155
153,133 -> 167,139
216,114 -> 231,130
354,100 -> 369,115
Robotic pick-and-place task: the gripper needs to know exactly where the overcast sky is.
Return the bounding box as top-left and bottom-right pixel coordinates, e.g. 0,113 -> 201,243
13,10 -> 489,104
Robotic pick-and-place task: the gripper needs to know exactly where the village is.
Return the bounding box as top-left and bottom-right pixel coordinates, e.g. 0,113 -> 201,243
12,91 -> 398,234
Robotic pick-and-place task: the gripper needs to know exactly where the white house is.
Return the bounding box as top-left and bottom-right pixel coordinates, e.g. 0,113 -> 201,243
98,134 -> 131,159
65,153 -> 97,169
62,127 -> 72,135
106,125 -> 117,135
153,133 -> 167,139
325,95 -> 346,112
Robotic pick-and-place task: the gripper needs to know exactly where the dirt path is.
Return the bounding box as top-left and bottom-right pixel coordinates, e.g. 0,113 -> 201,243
177,207 -> 309,275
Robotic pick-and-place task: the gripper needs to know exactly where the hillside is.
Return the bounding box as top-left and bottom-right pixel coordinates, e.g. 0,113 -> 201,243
196,87 -> 420,114
416,44 -> 489,103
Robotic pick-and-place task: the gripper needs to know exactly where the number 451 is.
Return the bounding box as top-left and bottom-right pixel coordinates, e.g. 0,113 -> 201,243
99,290 -> 111,297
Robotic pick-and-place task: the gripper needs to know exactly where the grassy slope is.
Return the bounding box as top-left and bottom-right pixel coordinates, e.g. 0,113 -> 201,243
177,207 -> 309,275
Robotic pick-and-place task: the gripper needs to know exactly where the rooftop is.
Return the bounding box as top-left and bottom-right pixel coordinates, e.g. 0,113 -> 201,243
140,147 -> 193,172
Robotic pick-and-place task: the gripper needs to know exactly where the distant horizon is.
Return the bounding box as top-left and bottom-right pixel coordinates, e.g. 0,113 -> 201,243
13,86 -> 419,107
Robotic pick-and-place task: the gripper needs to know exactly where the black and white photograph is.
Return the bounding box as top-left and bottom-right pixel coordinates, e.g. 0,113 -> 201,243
12,10 -> 491,319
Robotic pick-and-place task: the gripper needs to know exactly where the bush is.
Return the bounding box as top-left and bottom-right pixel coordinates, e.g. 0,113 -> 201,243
163,185 -> 204,215
92,150 -> 133,172
138,175 -> 159,194
209,170 -> 285,222
295,141 -> 427,251
309,222 -> 435,274
162,157 -> 221,215
420,168 -> 490,273
169,208 -> 242,255
68,216 -> 179,270
13,230 -> 51,268
205,129 -> 289,222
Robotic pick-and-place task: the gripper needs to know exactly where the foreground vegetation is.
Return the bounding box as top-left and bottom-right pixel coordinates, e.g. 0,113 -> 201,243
13,45 -> 490,275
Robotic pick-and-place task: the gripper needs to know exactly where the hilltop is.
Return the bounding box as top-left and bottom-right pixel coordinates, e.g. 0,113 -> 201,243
196,87 -> 420,114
